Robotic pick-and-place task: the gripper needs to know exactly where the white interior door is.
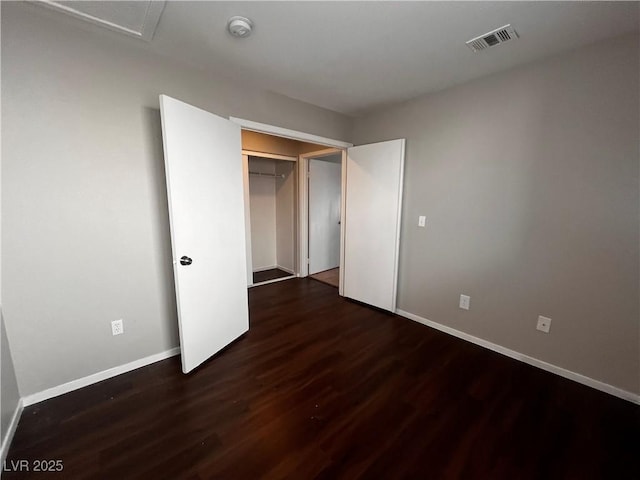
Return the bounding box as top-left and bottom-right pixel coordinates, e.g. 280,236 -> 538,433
309,156 -> 342,274
159,95 -> 249,373
343,139 -> 405,312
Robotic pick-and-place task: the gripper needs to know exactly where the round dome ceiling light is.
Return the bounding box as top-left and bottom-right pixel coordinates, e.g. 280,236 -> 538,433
227,16 -> 253,38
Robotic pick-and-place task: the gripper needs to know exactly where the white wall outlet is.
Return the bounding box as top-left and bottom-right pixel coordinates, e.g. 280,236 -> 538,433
459,294 -> 470,310
111,319 -> 124,336
418,216 -> 426,227
537,315 -> 551,333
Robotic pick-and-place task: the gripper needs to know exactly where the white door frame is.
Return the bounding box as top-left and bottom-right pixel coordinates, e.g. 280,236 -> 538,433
230,118 -> 352,149
299,148 -> 347,296
241,154 -> 253,286
242,150 -> 297,162
231,117 -> 353,293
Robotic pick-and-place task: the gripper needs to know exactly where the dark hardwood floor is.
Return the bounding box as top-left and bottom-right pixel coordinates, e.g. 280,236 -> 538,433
252,268 -> 293,284
5,279 -> 639,479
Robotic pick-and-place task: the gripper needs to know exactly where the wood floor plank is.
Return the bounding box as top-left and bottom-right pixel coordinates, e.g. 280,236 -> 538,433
253,268 -> 292,284
4,278 -> 639,479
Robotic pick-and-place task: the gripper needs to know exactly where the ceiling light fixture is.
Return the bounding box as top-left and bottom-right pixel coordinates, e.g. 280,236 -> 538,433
227,16 -> 253,38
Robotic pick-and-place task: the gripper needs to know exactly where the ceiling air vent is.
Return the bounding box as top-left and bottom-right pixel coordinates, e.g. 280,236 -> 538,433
466,24 -> 519,52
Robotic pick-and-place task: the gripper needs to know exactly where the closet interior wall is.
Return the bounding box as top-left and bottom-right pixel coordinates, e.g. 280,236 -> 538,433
248,157 -> 278,272
275,161 -> 296,273
248,156 -> 296,275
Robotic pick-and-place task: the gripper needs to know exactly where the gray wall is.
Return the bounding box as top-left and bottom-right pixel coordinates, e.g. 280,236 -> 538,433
1,314 -> 21,447
1,3 -> 352,396
353,34 -> 639,394
0,3 -> 21,443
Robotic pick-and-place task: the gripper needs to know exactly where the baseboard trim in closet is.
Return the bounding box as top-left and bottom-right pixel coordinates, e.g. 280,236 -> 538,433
250,274 -> 296,288
253,265 -> 279,273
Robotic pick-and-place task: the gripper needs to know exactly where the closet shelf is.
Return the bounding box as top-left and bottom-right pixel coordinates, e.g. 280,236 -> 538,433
249,171 -> 285,179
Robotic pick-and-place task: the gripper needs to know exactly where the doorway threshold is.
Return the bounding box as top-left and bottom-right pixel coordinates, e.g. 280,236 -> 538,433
250,275 -> 296,288
251,268 -> 296,288
310,268 -> 339,288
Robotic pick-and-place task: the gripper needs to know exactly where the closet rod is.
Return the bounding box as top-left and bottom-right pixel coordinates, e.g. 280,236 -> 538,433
249,171 -> 285,179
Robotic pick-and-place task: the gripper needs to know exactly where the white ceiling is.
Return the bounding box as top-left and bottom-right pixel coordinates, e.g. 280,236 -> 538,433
36,1 -> 640,116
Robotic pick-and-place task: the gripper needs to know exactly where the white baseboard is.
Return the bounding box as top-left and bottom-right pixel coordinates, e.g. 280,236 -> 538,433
253,265 -> 295,274
1,398 -> 23,466
277,265 -> 295,274
396,309 -> 640,405
252,265 -> 278,273
22,347 -> 180,407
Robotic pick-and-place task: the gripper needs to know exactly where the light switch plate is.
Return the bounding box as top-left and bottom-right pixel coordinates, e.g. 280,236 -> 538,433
418,216 -> 426,227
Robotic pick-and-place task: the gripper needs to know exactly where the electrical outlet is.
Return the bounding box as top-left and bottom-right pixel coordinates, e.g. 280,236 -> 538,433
111,319 -> 124,336
459,294 -> 470,310
537,315 -> 551,333
418,216 -> 426,227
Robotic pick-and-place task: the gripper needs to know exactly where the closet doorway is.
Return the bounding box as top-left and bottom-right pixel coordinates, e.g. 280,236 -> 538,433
241,130 -> 331,287
245,154 -> 297,286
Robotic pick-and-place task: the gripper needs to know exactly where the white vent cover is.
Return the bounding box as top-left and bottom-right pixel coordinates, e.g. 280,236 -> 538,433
33,0 -> 166,41
466,24 -> 519,52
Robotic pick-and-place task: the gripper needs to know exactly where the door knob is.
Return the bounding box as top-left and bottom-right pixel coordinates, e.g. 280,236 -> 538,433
180,256 -> 193,266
